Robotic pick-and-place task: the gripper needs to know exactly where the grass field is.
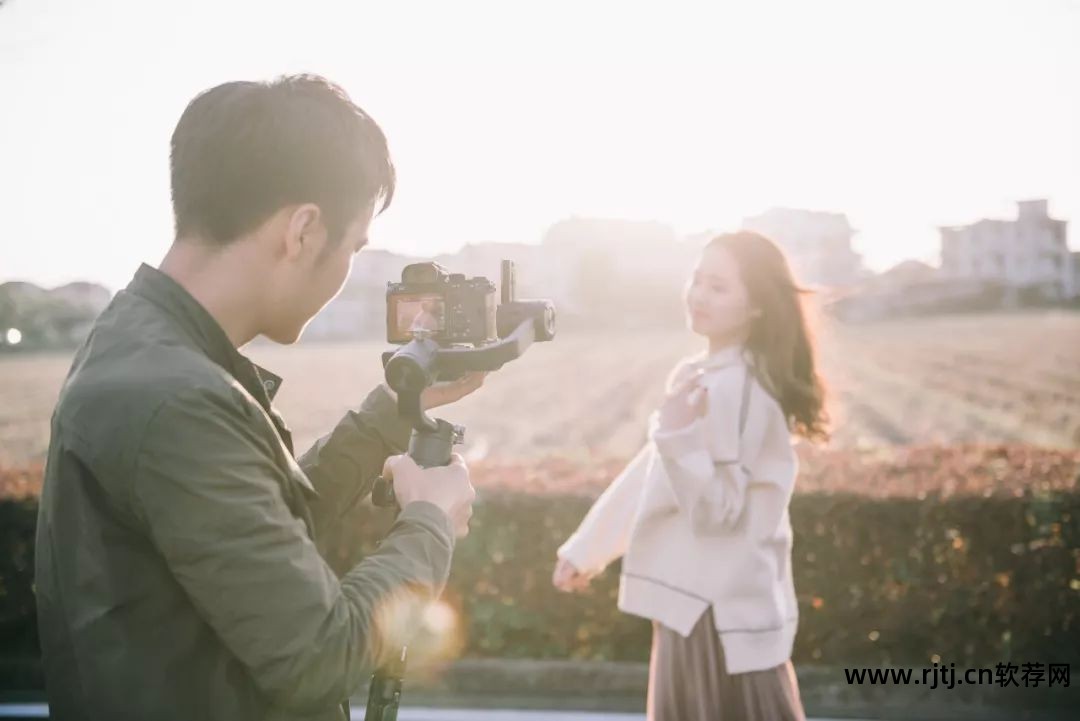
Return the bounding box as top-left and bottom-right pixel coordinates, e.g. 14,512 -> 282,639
1,311 -> 1078,466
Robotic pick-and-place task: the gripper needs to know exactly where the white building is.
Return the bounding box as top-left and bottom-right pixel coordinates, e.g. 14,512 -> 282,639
939,200 -> 1074,301
542,217 -> 692,276
740,208 -> 864,288
539,217 -> 700,315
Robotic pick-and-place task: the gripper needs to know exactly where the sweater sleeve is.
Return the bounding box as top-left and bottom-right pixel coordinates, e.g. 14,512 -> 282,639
647,367 -> 777,536
556,442 -> 652,575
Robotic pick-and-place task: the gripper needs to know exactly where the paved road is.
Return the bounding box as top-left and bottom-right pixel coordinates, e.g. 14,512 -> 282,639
0,704 -> 872,720
393,710 -> 872,721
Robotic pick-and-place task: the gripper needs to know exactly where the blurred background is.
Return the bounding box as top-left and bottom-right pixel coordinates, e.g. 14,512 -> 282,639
1,1 -> 1078,719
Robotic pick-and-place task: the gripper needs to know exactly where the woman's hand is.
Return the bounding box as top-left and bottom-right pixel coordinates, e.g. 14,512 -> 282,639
656,367 -> 708,431
420,372 -> 488,411
552,557 -> 594,593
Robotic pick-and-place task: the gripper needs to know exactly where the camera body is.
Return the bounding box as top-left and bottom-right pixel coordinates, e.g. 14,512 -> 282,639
381,259 -> 555,394
386,262 -> 498,346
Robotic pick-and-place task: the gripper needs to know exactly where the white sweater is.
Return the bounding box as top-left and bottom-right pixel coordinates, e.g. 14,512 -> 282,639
557,344 -> 800,674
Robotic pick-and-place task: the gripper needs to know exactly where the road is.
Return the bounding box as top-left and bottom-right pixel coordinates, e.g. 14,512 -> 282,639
0,703 -> 872,720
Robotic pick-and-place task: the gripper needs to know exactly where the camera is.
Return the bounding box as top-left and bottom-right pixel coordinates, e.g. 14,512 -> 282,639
385,260 -> 555,349
380,258 -> 555,398
386,262 -> 498,345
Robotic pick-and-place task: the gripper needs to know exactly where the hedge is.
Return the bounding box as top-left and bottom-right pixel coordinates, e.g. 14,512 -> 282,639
2,445 -> 1078,690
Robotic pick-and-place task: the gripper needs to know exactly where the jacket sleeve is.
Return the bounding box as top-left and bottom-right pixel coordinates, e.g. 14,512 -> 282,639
132,387 -> 454,714
297,383 -> 414,555
647,368 -> 781,536
556,442 -> 652,575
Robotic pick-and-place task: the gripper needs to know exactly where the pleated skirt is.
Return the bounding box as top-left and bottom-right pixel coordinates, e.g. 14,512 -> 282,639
646,611 -> 806,721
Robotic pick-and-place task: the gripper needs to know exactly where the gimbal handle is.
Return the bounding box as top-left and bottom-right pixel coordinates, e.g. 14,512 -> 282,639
371,315 -> 544,508
370,417 -> 462,507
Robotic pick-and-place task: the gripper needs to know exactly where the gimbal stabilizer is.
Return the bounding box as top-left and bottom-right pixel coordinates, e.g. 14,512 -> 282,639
364,260 -> 555,721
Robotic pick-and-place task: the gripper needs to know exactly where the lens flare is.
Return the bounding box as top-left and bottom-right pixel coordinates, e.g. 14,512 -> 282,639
422,600 -> 457,636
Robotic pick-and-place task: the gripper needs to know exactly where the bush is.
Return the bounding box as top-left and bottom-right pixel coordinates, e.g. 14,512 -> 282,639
2,446 -> 1078,690
0,494 -> 40,688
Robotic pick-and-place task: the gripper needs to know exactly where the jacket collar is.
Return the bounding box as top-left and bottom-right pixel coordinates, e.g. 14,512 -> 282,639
125,263 -> 284,404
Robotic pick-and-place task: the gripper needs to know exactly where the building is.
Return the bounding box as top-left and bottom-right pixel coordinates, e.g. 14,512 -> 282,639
826,260 -> 992,321
541,217 -> 692,278
540,217 -> 700,322
939,200 -> 1074,301
740,208 -> 864,288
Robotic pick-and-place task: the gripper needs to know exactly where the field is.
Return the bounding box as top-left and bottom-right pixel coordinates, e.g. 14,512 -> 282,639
1,311 -> 1078,467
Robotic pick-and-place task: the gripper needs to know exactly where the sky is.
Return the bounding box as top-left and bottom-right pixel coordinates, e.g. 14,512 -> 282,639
1,0 -> 1078,292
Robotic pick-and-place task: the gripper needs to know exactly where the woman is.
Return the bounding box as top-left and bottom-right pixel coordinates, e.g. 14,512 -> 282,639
552,231 -> 829,720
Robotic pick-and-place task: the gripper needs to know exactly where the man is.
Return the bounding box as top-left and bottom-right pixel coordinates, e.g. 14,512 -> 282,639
34,74 -> 479,720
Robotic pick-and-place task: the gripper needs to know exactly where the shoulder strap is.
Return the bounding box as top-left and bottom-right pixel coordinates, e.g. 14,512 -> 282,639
738,363 -> 752,438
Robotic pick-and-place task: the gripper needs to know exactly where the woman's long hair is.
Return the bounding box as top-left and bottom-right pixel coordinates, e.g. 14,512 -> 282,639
708,231 -> 830,443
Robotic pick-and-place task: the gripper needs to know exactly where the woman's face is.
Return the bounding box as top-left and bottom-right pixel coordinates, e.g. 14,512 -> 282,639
684,245 -> 755,341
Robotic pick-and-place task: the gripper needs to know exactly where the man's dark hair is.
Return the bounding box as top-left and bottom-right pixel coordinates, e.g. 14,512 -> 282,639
170,74 -> 395,245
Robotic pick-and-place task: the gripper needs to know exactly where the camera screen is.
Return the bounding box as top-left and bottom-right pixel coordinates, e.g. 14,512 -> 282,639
389,293 -> 446,342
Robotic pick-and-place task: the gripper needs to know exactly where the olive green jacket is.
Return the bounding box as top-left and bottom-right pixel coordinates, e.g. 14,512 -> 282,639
34,264 -> 455,720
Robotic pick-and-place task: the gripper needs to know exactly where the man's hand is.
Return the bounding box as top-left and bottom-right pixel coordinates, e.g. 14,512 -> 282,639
382,453 -> 476,538
420,372 -> 487,411
382,372 -> 487,412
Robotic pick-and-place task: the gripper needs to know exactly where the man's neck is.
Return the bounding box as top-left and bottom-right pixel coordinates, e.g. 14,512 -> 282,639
159,239 -> 263,348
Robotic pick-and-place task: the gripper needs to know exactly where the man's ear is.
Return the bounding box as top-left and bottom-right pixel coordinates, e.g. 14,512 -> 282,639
283,203 -> 326,261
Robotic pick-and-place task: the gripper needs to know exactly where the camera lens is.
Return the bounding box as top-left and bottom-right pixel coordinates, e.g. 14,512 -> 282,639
384,339 -> 439,393
538,304 -> 556,341
385,355 -> 426,393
